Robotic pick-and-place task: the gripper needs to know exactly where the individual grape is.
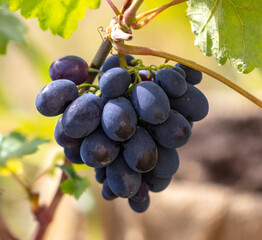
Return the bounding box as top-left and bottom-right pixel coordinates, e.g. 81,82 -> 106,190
102,97 -> 137,141
122,126 -> 158,173
35,79 -> 78,117
102,179 -> 118,200
100,54 -> 135,73
147,110 -> 191,149
175,63 -> 202,85
54,116 -> 83,148
99,67 -> 131,98
49,55 -> 89,85
106,154 -> 141,198
128,195 -> 150,213
131,81 -> 170,124
64,144 -> 84,164
143,172 -> 172,192
95,167 -> 106,184
155,68 -> 187,97
80,128 -> 120,168
139,70 -> 154,81
171,66 -> 186,78
130,179 -> 149,202
169,83 -> 209,121
62,93 -> 103,138
152,145 -> 179,178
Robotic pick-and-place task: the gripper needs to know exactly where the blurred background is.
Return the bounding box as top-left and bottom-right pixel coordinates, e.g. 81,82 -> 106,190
0,0 -> 262,239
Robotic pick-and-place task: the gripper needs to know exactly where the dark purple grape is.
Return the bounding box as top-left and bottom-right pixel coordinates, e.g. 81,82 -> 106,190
62,93 -> 103,138
80,128 -> 120,168
95,167 -> 106,184
64,144 -> 84,164
36,79 -> 78,117
100,54 -> 135,73
128,195 -> 150,213
139,70 -> 154,81
106,154 -> 141,198
152,145 -> 179,178
122,126 -> 158,173
49,55 -> 89,85
147,110 -> 191,149
155,68 -> 187,97
99,67 -> 131,98
171,66 -> 186,78
175,63 -> 202,85
102,179 -> 118,200
54,116 -> 83,148
130,179 -> 149,202
131,81 -> 170,124
143,172 -> 172,192
102,97 -> 137,141
169,83 -> 209,121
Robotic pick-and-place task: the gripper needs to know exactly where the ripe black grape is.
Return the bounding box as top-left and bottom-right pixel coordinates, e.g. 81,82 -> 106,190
49,55 -> 89,85
64,144 -> 84,164
171,66 -> 186,78
169,83 -> 209,121
139,70 -> 154,81
102,97 -> 137,141
106,154 -> 141,198
147,110 -> 191,149
62,93 -> 103,138
122,126 -> 158,173
131,81 -> 170,124
175,63 -> 202,85
99,67 -> 131,98
152,145 -> 179,178
102,179 -> 118,200
95,167 -> 106,184
80,128 -> 120,168
100,54 -> 134,73
54,117 -> 83,148
35,79 -> 78,117
130,179 -> 149,202
128,195 -> 150,213
143,172 -> 172,192
155,68 -> 187,97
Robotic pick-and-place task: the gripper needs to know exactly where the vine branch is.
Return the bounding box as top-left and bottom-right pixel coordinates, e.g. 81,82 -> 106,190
114,42 -> 262,108
134,0 -> 188,29
121,0 -> 133,14
106,0 -> 120,16
30,159 -> 69,240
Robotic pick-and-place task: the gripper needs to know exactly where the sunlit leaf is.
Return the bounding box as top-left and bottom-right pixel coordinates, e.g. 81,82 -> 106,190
187,0 -> 262,73
3,0 -> 101,38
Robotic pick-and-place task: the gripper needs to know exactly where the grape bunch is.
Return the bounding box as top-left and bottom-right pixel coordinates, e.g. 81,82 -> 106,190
35,54 -> 209,213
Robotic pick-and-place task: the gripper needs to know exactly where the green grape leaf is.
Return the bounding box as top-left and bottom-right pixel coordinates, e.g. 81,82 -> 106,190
57,164 -> 90,199
60,178 -> 90,199
187,0 -> 262,73
0,4 -> 26,54
3,0 -> 101,39
0,131 -> 49,164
